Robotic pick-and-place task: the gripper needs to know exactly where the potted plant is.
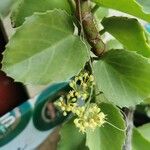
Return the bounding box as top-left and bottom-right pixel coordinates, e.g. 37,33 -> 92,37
0,0 -> 150,149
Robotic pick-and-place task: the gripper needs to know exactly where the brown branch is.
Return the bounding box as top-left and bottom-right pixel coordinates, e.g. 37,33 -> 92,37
75,0 -> 105,57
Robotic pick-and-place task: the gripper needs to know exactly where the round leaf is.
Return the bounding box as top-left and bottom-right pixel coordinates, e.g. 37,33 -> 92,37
93,0 -> 150,22
132,128 -> 150,150
94,49 -> 150,107
11,0 -> 71,27
58,120 -> 88,150
137,123 -> 150,142
2,10 -> 89,85
102,17 -> 150,57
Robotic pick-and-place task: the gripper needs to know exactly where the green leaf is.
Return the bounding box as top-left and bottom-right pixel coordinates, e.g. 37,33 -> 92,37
102,17 -> 150,57
94,49 -> 150,107
132,128 -> 150,150
94,7 -> 109,20
106,39 -> 123,51
58,120 -> 88,150
92,0 -> 150,22
11,0 -> 71,27
2,10 -> 89,85
0,0 -> 16,17
96,93 -> 109,103
137,123 -> 150,141
86,103 -> 125,150
136,0 -> 150,14
144,98 -> 150,103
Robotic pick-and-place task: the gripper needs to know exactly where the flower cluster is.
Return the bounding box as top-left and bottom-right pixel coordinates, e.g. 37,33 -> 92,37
73,104 -> 106,133
69,72 -> 95,101
55,72 -> 106,133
